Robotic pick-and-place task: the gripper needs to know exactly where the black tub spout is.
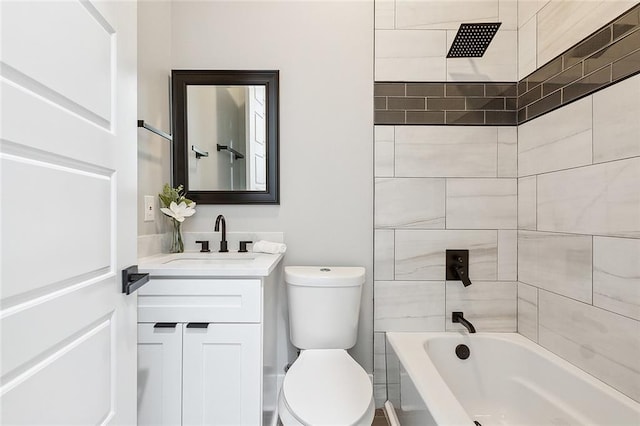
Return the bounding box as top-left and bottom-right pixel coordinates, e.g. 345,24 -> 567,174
452,311 -> 476,333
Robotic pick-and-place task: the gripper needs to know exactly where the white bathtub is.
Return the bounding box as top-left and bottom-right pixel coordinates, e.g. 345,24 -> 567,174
385,332 -> 640,426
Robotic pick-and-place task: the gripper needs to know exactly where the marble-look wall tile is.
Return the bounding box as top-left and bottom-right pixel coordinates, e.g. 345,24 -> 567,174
594,236 -> 640,321
538,290 -> 640,402
518,97 -> 592,176
375,178 -> 446,228
446,30 -> 518,82
518,176 -> 536,230
446,179 -> 517,229
374,280 -> 445,331
593,74 -> 640,163
518,15 -> 537,80
374,229 -> 394,280
374,125 -> 394,177
518,231 -> 592,303
518,0 -> 545,28
385,335 -> 400,386
499,0 -> 518,31
373,384 -> 387,409
497,127 -> 517,178
498,230 -> 517,281
536,0 -> 635,66
373,332 -> 386,384
446,281 -> 517,332
537,157 -> 640,238
375,30 -> 447,81
375,0 -> 395,29
395,126 -> 498,177
395,230 -> 498,280
518,282 -> 538,342
395,0 -> 499,30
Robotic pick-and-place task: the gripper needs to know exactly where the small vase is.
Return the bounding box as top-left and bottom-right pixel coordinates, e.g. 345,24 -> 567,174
169,220 -> 184,253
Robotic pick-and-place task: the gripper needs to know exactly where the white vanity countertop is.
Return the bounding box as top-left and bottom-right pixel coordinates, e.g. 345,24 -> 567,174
138,251 -> 284,277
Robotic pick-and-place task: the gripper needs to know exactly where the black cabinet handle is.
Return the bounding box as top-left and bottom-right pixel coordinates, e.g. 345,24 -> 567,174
186,322 -> 209,329
154,322 -> 177,328
122,265 -> 150,295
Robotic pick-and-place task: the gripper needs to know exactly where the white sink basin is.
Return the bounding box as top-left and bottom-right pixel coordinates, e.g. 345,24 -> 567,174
162,253 -> 256,264
139,251 -> 282,277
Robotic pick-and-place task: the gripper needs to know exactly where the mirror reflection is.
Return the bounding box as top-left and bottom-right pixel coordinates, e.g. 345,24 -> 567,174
187,85 -> 266,191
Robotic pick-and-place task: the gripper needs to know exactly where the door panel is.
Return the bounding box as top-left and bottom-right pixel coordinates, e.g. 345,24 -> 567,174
2,316 -> 114,425
1,150 -> 112,301
0,1 -> 137,424
247,86 -> 266,190
1,1 -> 113,124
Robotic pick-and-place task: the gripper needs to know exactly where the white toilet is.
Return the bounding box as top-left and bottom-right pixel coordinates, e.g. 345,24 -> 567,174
278,266 -> 375,426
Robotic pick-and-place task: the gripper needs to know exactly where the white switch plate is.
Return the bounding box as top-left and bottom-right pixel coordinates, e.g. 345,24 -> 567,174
144,195 -> 155,222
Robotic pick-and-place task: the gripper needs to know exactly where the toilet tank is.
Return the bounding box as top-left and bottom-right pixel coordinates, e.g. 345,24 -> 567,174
285,266 -> 365,350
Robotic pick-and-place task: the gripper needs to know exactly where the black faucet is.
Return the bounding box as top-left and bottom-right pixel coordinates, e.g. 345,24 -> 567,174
446,250 -> 472,287
452,312 -> 476,333
214,215 -> 228,252
453,259 -> 472,287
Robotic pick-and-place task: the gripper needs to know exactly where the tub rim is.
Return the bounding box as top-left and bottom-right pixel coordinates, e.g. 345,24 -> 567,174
385,331 -> 640,425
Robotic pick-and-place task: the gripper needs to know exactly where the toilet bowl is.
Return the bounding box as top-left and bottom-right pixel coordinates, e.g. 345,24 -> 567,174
279,266 -> 374,426
278,350 -> 374,426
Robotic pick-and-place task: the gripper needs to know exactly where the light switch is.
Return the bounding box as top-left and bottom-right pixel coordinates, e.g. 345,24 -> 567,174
144,195 -> 155,221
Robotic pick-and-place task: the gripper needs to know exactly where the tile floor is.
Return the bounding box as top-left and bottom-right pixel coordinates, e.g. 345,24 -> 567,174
372,408 -> 389,426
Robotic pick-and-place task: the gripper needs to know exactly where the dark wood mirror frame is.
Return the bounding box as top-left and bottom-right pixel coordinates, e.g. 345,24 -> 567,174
171,70 -> 279,204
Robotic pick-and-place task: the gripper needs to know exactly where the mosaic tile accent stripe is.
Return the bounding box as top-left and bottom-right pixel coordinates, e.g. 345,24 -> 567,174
374,4 -> 640,126
374,82 -> 517,125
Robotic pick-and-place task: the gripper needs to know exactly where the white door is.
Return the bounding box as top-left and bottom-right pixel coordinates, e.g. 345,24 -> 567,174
182,323 -> 261,426
246,86 -> 266,191
138,323 -> 183,426
1,1 -> 138,424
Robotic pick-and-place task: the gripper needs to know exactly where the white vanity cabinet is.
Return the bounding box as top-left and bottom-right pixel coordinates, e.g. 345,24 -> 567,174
138,323 -> 183,426
182,323 -> 261,425
135,254 -> 283,426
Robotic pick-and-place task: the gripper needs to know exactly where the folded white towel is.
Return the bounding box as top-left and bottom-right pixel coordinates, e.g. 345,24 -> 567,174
252,240 -> 287,254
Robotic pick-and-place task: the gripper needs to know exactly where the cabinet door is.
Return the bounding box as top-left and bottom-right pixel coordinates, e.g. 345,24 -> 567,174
183,324 -> 261,426
138,323 -> 183,426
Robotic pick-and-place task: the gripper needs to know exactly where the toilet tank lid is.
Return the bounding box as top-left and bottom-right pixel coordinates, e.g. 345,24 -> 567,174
285,266 -> 365,287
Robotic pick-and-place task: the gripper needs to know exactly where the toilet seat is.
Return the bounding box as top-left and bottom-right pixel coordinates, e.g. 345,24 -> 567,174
280,349 -> 374,426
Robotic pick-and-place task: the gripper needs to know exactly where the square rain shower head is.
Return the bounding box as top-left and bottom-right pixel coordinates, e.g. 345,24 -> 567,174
447,22 -> 502,58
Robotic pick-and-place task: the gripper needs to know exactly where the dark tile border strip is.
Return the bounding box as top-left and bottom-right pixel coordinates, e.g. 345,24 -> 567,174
374,82 -> 517,125
518,3 -> 640,123
374,3 -> 640,126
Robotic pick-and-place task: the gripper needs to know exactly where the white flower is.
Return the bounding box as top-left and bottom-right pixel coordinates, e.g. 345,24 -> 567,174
161,201 -> 196,223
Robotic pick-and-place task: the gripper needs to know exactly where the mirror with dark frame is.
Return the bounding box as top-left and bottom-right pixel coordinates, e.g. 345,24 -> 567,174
172,70 -> 279,204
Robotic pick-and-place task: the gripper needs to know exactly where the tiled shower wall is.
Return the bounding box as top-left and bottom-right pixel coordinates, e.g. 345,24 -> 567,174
373,0 -> 519,405
373,0 -> 640,408
516,74 -> 640,403
373,125 -> 519,403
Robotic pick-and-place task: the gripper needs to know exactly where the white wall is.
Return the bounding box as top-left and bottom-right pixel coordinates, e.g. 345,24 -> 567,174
169,0 -> 374,372
137,0 -> 172,256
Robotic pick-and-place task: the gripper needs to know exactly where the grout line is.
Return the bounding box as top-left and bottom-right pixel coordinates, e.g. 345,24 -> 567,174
534,174 -> 537,231
591,235 -> 595,307
517,154 -> 640,180
529,283 -> 640,323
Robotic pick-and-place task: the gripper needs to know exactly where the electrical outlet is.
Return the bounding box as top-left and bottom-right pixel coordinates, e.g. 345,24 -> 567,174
144,195 -> 155,222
